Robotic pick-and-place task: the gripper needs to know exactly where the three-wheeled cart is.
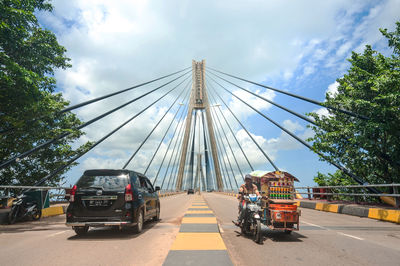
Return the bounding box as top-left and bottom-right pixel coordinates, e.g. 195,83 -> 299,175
250,171 -> 300,234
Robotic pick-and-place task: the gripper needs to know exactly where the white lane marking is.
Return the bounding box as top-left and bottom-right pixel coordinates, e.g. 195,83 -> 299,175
303,220 -> 364,241
218,223 -> 224,233
46,230 -> 69,238
337,232 -> 364,241
302,220 -> 327,230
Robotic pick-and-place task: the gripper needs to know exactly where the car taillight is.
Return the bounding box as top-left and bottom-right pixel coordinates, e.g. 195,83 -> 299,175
125,184 -> 133,201
69,185 -> 77,202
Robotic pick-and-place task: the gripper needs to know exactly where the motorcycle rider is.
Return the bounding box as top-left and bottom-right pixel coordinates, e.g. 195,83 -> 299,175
233,174 -> 260,226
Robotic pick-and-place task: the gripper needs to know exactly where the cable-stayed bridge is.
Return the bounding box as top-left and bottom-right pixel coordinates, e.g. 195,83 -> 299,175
0,60 -> 378,193
1,60 -> 400,266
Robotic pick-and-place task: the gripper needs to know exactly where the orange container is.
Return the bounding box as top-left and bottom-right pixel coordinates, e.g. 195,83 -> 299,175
269,204 -> 297,211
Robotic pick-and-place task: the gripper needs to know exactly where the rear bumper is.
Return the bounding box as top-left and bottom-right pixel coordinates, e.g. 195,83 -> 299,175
66,221 -> 137,227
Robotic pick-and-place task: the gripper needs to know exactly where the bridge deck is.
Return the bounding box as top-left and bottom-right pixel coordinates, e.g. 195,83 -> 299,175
0,193 -> 399,265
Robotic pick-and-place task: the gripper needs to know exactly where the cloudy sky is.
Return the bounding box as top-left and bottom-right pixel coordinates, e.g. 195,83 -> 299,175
37,0 -> 399,188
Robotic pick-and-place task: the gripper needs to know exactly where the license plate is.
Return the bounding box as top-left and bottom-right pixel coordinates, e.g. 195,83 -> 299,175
89,200 -> 109,206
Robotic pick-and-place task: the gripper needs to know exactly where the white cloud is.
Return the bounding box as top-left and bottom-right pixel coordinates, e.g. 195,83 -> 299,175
326,81 -> 339,96
34,0 -> 400,185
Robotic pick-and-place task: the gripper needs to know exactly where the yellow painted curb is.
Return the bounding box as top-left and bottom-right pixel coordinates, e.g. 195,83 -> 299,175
42,206 -> 64,217
368,208 -> 400,224
315,203 -> 339,213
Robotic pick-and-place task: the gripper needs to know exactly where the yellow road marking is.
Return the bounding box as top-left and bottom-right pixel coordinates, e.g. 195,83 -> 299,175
182,217 -> 217,224
189,205 -> 209,209
170,233 -> 227,250
186,210 -> 214,214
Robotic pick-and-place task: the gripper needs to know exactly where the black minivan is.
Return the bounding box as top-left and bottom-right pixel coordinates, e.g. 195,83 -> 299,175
66,169 -> 160,235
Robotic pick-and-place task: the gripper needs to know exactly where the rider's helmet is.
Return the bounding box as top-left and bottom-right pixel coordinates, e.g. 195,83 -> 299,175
244,174 -> 252,181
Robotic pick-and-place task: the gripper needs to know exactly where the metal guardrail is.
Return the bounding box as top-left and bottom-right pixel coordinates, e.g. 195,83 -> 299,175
294,184 -> 400,208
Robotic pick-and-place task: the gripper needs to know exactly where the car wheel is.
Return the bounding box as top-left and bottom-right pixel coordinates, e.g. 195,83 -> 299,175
73,226 -> 89,236
134,209 -> 144,233
153,205 -> 160,221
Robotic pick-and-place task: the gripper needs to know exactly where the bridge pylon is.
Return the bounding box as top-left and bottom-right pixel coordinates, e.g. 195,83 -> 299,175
175,60 -> 224,191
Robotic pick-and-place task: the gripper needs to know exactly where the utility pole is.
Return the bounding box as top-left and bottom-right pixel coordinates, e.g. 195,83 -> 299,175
176,60 -> 224,191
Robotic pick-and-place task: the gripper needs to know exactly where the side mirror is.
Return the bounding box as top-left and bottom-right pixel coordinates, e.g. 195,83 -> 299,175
155,186 -> 160,191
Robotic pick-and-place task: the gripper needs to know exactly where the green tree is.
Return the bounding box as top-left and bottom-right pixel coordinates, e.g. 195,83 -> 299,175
308,22 -> 400,189
0,0 -> 91,187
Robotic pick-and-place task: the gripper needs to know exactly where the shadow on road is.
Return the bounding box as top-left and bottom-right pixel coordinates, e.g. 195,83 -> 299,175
265,231 -> 307,242
67,220 -> 161,241
234,230 -> 307,244
0,215 -> 67,234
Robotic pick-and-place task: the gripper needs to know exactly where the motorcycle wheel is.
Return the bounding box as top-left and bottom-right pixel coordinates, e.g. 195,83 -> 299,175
8,205 -> 19,224
31,207 -> 42,221
254,220 -> 262,244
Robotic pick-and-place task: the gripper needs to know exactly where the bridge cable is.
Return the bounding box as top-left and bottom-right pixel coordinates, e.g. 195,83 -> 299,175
163,107 -> 188,191
209,75 -> 380,194
0,67 -> 191,135
206,67 -> 369,121
207,70 -> 316,125
0,70 -> 192,170
149,102 -> 188,186
166,112 -> 188,191
209,98 -> 246,182
210,106 -> 240,188
208,70 -> 400,171
214,123 -> 235,191
152,102 -> 189,187
160,108 -> 189,190
122,79 -> 192,169
206,106 -> 234,191
207,86 -> 255,173
206,79 -> 280,172
159,109 -> 188,189
28,78 -> 184,189
144,91 -> 190,176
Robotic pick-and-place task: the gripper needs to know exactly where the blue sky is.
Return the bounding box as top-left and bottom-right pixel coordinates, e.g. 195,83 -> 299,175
37,0 -> 400,188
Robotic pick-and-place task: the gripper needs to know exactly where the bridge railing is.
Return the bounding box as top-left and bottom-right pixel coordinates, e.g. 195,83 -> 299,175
294,184 -> 400,208
0,185 -> 186,205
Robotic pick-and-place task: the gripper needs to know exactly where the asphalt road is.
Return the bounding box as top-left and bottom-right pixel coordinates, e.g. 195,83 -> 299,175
202,193 -> 400,266
0,194 -> 192,266
1,193 -> 400,266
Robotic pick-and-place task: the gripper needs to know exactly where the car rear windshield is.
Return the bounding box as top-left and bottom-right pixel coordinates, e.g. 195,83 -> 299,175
76,175 -> 129,190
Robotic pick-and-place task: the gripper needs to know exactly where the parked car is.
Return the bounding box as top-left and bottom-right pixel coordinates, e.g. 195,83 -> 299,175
187,188 -> 194,194
66,169 -> 160,235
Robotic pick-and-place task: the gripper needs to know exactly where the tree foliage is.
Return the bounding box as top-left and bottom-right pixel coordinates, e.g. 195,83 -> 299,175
309,21 -> 400,188
0,0 -> 92,187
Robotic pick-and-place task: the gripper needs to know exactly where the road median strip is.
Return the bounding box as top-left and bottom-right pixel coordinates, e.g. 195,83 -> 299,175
163,196 -> 233,266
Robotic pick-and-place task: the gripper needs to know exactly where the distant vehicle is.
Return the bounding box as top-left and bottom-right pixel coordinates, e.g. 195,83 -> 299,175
187,189 -> 194,194
66,169 -> 160,236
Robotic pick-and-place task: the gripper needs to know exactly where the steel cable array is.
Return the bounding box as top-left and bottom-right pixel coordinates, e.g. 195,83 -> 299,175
27,73 -> 191,189
206,71 -> 379,194
0,70 -> 192,170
